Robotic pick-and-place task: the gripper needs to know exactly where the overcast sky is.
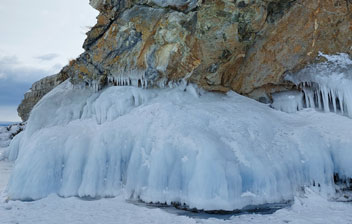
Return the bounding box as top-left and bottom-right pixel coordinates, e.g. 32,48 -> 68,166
0,0 -> 98,122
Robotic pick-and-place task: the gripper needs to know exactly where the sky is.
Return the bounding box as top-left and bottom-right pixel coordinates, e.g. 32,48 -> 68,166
0,0 -> 98,122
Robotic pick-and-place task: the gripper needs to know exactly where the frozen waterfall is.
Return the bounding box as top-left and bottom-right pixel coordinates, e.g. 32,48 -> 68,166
272,53 -> 352,117
5,79 -> 352,211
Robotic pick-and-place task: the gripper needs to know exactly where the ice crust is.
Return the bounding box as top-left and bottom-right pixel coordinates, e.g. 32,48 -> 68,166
6,80 -> 352,210
278,53 -> 352,117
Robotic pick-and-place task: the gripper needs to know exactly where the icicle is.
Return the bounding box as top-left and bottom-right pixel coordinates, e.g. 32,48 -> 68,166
282,52 -> 352,118
321,86 -> 330,112
330,90 -> 337,113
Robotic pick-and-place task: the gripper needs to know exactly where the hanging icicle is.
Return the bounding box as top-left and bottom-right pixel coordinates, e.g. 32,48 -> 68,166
272,53 -> 352,118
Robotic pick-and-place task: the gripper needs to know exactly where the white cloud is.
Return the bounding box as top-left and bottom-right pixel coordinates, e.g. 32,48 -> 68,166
0,0 -> 98,78
0,106 -> 20,122
35,53 -> 60,61
0,73 -> 7,80
0,55 -> 54,83
0,0 -> 98,118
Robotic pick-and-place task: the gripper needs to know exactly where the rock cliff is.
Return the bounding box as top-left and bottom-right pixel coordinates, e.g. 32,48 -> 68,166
18,0 -> 352,120
17,73 -> 68,121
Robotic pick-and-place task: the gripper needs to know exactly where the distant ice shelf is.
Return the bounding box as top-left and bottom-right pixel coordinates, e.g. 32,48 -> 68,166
6,76 -> 352,211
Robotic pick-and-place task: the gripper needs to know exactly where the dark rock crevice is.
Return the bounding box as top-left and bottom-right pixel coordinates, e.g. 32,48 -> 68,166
266,0 -> 297,24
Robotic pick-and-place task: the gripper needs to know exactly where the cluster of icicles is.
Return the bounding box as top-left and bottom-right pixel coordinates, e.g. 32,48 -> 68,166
272,53 -> 352,118
85,70 -> 150,92
107,70 -> 149,88
299,81 -> 352,116
86,69 -> 186,92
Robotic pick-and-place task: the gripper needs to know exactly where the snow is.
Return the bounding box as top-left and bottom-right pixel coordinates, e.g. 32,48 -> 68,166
277,52 -> 352,117
0,123 -> 24,160
1,161 -> 352,224
5,79 -> 352,211
0,127 -> 11,149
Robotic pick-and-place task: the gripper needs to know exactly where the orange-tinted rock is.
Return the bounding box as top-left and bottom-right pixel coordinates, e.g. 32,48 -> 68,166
18,0 -> 352,120
231,0 -> 352,98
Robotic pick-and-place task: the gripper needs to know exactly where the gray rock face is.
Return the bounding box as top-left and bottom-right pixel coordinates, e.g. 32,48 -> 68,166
150,0 -> 198,11
77,0 -> 352,96
17,73 -> 68,121
17,0 -> 352,121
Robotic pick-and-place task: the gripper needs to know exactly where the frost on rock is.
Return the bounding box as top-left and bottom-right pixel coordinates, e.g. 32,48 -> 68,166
6,79 -> 352,211
274,53 -> 352,117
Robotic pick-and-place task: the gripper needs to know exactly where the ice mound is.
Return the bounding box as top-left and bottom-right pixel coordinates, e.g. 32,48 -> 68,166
277,53 -> 352,117
7,80 -> 352,210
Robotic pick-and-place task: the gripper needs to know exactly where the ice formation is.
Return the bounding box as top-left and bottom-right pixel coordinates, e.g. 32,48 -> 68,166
274,53 -> 352,117
107,70 -> 149,88
6,78 -> 352,210
0,127 -> 12,149
0,123 -> 24,160
271,91 -> 304,113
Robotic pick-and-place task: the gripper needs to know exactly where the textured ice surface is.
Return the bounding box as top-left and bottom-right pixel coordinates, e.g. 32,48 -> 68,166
271,91 -> 304,113
279,53 -> 352,117
7,80 -> 352,210
0,127 -> 11,148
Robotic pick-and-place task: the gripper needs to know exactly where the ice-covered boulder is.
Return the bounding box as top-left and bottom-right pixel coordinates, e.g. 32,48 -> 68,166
7,79 -> 352,210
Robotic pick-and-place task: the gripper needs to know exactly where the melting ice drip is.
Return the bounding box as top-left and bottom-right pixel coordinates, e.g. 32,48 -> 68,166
272,53 -> 352,118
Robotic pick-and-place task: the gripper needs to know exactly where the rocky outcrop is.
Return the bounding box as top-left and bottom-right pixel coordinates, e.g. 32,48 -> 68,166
17,73 -> 68,121
18,0 -> 352,120
232,0 -> 352,99
71,0 -> 352,94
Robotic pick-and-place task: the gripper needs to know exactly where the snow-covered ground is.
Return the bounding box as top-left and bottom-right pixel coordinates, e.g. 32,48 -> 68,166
1,161 -> 352,224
